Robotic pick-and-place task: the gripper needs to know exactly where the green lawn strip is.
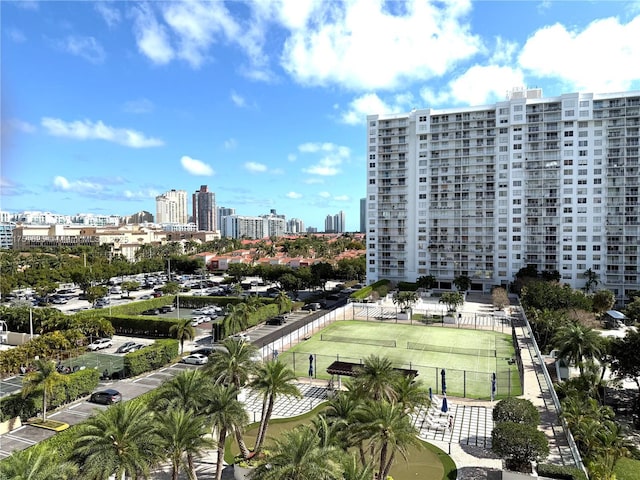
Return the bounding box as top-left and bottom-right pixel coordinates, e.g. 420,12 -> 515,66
614,457 -> 640,480
224,403 -> 455,480
283,321 -> 520,398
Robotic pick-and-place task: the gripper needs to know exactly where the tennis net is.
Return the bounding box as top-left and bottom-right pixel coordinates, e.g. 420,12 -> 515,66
407,341 -> 496,357
320,334 -> 396,348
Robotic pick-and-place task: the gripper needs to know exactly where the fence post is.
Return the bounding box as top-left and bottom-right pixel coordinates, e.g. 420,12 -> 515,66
293,352 -> 296,372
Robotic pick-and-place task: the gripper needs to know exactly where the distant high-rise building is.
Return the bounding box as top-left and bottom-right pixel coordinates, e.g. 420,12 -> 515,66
192,185 -> 216,231
325,210 -> 345,233
123,210 -> 154,224
217,207 -> 235,232
223,215 -> 266,239
156,189 -> 187,224
261,212 -> 286,237
287,218 -> 305,234
360,198 -> 366,233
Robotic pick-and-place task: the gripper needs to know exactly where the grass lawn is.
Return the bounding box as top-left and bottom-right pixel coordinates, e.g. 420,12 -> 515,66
614,457 -> 640,480
282,320 -> 521,399
226,404 -> 456,480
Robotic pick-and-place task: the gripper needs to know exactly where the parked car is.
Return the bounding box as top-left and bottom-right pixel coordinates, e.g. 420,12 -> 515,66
229,333 -> 250,343
115,341 -> 136,353
266,315 -> 286,326
127,344 -> 145,352
159,305 -> 175,313
142,308 -> 160,315
87,338 -> 113,351
89,389 -> 122,405
182,353 -> 208,365
302,302 -> 321,311
139,294 -> 153,300
152,291 -> 163,298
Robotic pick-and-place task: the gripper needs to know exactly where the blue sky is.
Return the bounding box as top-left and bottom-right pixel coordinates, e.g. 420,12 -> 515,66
2,0 -> 639,232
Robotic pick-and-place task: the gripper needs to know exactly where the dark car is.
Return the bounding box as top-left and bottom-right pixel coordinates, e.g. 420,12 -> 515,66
116,341 -> 136,353
89,389 -> 122,405
142,308 -> 160,315
266,316 -> 286,326
152,291 -> 163,298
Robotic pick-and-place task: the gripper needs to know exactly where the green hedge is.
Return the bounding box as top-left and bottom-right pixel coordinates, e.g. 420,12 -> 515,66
0,368 -> 100,422
123,339 -> 178,377
350,280 -> 391,300
108,315 -> 181,337
397,282 -> 419,291
536,463 -> 588,480
73,297 -> 175,318
176,295 -> 243,309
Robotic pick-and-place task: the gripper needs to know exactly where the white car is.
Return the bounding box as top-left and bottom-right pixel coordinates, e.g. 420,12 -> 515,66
230,333 -> 250,343
87,338 -> 113,351
182,353 -> 208,365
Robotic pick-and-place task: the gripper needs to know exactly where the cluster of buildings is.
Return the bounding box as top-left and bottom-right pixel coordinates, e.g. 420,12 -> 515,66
0,185 -> 347,258
365,88 -> 639,305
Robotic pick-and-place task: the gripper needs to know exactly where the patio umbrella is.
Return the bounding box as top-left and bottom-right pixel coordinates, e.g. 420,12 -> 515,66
309,354 -> 314,377
429,386 -> 433,401
441,369 -> 446,394
491,372 -> 497,401
440,395 -> 448,413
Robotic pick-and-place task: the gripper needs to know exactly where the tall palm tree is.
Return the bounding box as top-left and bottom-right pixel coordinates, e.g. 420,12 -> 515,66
223,302 -> 255,337
0,445 -> 78,480
274,290 -> 291,314
393,375 -> 427,414
349,355 -> 402,402
250,425 -> 344,480
169,317 -> 196,354
553,323 -> 603,375
251,359 -> 301,453
22,358 -> 68,421
74,401 -> 162,480
205,337 -> 258,388
152,369 -> 211,414
206,384 -> 249,479
354,400 -> 422,479
156,408 -> 215,480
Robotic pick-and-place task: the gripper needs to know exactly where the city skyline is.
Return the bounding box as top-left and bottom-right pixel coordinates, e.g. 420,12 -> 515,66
2,1 -> 639,232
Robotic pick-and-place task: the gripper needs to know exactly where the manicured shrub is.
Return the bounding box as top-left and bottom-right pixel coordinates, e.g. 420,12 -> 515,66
537,463 -> 588,480
123,339 -> 178,377
0,368 -> 99,421
493,397 -> 540,425
492,422 -> 549,472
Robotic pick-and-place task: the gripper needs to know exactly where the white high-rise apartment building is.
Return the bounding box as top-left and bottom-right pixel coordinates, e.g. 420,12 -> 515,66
366,89 -> 640,304
156,189 -> 188,224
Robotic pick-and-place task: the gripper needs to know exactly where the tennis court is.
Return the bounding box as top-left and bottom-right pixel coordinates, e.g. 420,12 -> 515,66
283,320 -> 520,399
59,352 -> 124,377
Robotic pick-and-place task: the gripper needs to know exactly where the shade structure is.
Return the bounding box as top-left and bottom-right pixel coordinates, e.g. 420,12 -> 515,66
441,369 -> 446,394
440,396 -> 448,413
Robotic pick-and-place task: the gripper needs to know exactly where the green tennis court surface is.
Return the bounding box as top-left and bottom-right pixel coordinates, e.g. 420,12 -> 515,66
283,320 -> 520,399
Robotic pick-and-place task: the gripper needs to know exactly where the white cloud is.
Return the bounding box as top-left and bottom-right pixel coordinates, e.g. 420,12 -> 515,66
318,191 -> 331,198
53,176 -> 103,193
244,161 -> 268,173
334,195 -> 350,201
132,4 -> 175,65
122,98 -> 154,114
4,119 -> 36,134
280,0 -> 481,90
490,36 -> 518,64
340,92 -> 415,125
224,138 -> 238,150
519,15 -> 640,92
56,36 -> 106,64
421,65 -> 526,107
286,191 -> 302,199
181,155 -> 214,176
230,91 -> 247,108
304,178 -> 324,184
299,142 -> 350,176
41,117 -> 164,148
123,188 -> 159,199
95,2 -> 122,28
162,0 -> 239,68
287,153 -> 296,162
7,28 -> 26,43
